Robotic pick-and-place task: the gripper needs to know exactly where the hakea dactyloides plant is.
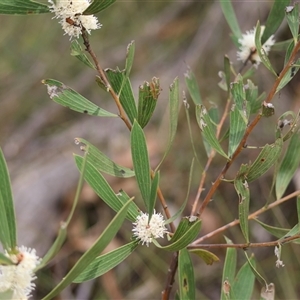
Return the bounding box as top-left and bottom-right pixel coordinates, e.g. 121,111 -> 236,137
0,0 -> 300,299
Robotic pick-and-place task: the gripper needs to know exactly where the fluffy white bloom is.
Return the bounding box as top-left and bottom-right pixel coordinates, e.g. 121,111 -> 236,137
48,0 -> 101,39
237,26 -> 275,67
0,246 -> 41,299
132,210 -> 168,247
274,246 -> 285,268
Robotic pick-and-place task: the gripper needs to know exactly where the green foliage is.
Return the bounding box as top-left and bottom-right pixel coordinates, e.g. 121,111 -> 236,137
0,0 -> 49,15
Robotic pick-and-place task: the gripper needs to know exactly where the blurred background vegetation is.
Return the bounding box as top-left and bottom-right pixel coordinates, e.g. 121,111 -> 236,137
1,0 -> 300,299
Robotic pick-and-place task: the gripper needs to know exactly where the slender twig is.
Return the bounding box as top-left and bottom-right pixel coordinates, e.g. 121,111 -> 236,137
197,40 -> 300,218
81,28 -> 132,130
192,190 -> 300,245
188,234 -> 300,250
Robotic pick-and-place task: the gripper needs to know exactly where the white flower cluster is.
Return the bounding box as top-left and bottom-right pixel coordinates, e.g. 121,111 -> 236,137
48,0 -> 101,39
0,246 -> 41,299
237,26 -> 275,67
132,211 -> 168,247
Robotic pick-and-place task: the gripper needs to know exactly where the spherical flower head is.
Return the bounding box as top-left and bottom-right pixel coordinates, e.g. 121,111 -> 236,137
48,0 -> 101,39
237,26 -> 275,68
132,210 -> 168,247
0,246 -> 41,299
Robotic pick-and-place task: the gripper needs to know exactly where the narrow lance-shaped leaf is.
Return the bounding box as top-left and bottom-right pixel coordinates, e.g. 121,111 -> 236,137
75,155 -> 139,222
0,148 -> 17,250
285,3 -> 299,45
70,40 -> 95,69
178,248 -> 195,300
125,41 -> 135,78
83,0 -> 116,15
43,79 -> 117,117
73,241 -> 139,283
0,0 -> 49,15
221,237 -> 236,300
234,177 -> 250,243
276,131 -> 300,199
148,171 -> 160,222
42,199 -> 132,300
154,218 -> 201,251
247,137 -> 283,182
196,105 -> 229,159
232,255 -> 256,300
254,219 -> 290,239
190,249 -> 219,265
75,138 -> 135,178
261,0 -> 291,44
131,121 -> 151,211
156,77 -> 179,170
184,67 -> 202,105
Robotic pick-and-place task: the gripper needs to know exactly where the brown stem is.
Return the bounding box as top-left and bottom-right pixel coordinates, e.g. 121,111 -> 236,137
81,28 -> 132,130
161,252 -> 178,300
192,190 -> 300,245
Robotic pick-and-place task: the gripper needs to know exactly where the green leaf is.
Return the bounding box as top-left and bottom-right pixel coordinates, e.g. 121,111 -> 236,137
156,77 -> 179,169
276,131 -> 300,199
232,256 -> 255,300
255,22 -> 277,76
0,252 -> 13,265
234,178 -> 250,243
178,248 -> 195,300
137,78 -> 159,128
74,138 -> 135,178
224,55 -> 231,92
105,69 -> 137,124
220,0 -> 242,43
261,0 -> 291,44
125,41 -> 135,78
254,219 -> 290,239
297,196 -> 300,224
148,172 -> 160,221
154,218 -> 201,251
42,198 -> 132,300
131,121 -> 151,211
190,249 -> 220,265
285,3 -> 299,45
0,290 -> 13,300
221,237 -> 236,300
184,67 -> 202,105
73,241 -> 139,283
0,0 -> 49,15
75,155 -> 139,222
247,138 -> 283,182
43,79 -> 117,117
196,105 -> 229,159
70,40 -> 95,69
83,0 -> 116,15
36,224 -> 67,271
0,149 -> 17,250
279,223 -> 300,244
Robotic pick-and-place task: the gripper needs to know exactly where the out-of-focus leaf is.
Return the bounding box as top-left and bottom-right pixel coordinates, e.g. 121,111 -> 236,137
196,105 -> 229,159
261,283 -> 275,300
0,290 -> 13,300
43,79 -> 117,117
178,248 -> 195,300
234,178 -> 250,243
285,3 -> 299,44
276,131 -> 300,199
137,78 -> 159,128
0,0 -> 49,14
190,249 -> 220,265
83,0 -> 116,15
105,69 -> 137,124
184,67 -> 202,105
156,78 -> 179,169
74,138 -> 135,178
221,237 -> 236,300
255,22 -> 277,76
42,199 -> 131,300
247,138 -> 283,182
75,156 -> 139,222
254,219 -> 290,239
70,40 -> 95,69
220,0 -> 242,45
131,121 -> 151,211
0,149 -> 16,250
232,256 -> 255,300
0,253 -> 13,265
154,218 -> 201,251
73,241 -> 139,283
224,55 -> 231,92
125,41 -> 135,78
262,0 -> 291,44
